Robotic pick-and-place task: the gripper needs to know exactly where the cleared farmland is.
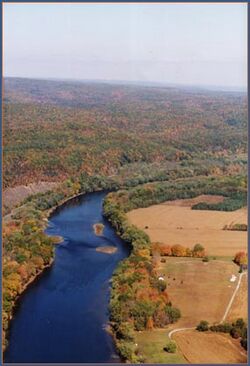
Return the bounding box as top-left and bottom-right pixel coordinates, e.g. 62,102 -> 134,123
157,257 -> 245,326
173,330 -> 247,364
127,195 -> 247,256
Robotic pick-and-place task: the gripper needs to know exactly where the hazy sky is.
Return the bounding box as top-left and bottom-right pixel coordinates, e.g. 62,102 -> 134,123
4,3 -> 247,89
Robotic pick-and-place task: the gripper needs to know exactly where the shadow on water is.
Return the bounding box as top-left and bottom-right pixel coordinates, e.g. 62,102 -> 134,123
4,191 -> 130,363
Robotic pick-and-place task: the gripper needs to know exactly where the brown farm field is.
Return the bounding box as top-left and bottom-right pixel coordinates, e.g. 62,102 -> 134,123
173,330 -> 247,364
157,257 -> 246,326
127,195 -> 247,256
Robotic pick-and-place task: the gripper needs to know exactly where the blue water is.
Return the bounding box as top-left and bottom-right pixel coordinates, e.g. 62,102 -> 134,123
4,191 -> 129,363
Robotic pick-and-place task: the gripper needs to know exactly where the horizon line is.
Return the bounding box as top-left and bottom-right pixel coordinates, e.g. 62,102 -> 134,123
4,75 -> 247,93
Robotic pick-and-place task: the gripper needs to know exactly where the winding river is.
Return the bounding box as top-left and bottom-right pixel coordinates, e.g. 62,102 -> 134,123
4,191 -> 130,363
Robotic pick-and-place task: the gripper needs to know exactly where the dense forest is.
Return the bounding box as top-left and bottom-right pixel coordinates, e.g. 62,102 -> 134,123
3,78 -> 247,188
3,78 -> 247,359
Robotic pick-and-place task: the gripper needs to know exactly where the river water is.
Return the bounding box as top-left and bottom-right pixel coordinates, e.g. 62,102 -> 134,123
4,191 -> 129,363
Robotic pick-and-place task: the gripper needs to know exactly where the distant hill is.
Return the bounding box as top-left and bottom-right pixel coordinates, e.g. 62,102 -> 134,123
3,77 -> 247,188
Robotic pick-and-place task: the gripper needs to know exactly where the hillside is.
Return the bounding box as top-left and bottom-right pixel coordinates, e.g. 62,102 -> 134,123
3,78 -> 247,189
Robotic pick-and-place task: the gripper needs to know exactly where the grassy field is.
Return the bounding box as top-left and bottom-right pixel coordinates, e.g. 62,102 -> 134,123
127,195 -> 247,256
135,329 -> 187,364
174,330 -> 247,364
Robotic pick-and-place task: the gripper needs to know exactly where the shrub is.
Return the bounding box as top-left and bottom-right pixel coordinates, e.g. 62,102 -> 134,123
230,327 -> 241,339
164,341 -> 177,353
202,256 -> 209,262
196,320 -> 209,331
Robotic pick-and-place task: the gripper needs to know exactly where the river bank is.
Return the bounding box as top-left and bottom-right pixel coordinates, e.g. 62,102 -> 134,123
4,191 -> 129,363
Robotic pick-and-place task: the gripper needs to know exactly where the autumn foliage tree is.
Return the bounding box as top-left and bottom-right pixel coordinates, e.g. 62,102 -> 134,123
171,244 -> 187,257
192,243 -> 205,258
234,251 -> 247,266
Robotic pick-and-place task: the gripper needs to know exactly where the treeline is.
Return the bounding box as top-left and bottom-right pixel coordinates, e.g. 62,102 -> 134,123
191,192 -> 246,211
3,207 -> 56,350
152,243 -> 206,258
223,223 -> 247,231
103,194 -> 181,362
106,175 -> 247,214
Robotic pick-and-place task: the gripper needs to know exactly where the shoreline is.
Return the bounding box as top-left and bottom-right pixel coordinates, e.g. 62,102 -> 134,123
9,259 -> 54,321
3,193 -> 73,352
3,259 -> 54,353
3,189 -> 109,355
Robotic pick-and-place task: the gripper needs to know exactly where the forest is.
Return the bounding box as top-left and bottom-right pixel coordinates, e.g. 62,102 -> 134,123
3,78 -> 247,188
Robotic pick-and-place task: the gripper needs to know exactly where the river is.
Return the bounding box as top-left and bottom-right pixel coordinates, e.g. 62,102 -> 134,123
4,191 -> 130,363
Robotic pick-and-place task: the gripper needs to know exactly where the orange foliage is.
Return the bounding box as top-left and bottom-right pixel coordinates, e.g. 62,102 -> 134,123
17,265 -> 29,281
146,317 -> 154,330
171,244 -> 187,257
234,251 -> 248,266
160,245 -> 172,256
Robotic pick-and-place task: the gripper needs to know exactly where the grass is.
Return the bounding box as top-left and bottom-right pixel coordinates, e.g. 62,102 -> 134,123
136,329 -> 187,364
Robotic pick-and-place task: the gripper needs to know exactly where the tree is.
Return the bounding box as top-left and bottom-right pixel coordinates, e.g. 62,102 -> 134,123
132,300 -> 156,331
117,322 -> 135,341
192,243 -> 205,258
234,318 -> 246,329
171,244 -> 186,257
160,244 -> 172,256
234,252 -> 247,266
146,317 -> 154,330
117,340 -> 136,361
165,305 -> 181,323
196,320 -> 209,331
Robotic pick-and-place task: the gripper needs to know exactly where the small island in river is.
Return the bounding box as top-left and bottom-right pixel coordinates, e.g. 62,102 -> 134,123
96,246 -> 117,254
93,223 -> 104,236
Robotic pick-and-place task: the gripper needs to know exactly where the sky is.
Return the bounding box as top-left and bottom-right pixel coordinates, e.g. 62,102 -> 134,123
4,3 -> 247,90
